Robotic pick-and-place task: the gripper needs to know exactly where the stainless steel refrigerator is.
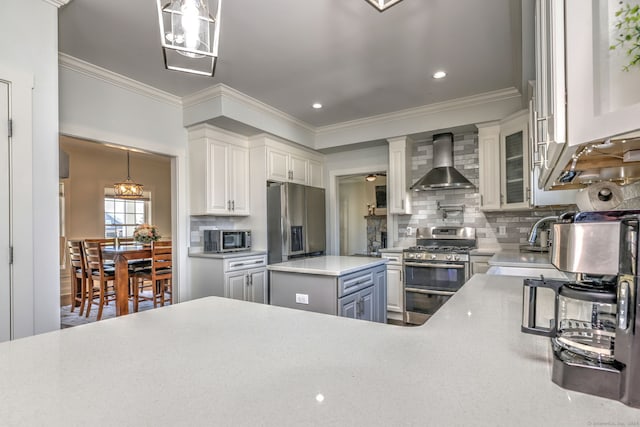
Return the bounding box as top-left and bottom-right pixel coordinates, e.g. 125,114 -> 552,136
267,182 -> 326,264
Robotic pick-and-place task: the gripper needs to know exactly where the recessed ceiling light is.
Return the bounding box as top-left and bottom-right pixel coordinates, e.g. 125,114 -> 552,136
433,71 -> 447,79
312,103 -> 323,109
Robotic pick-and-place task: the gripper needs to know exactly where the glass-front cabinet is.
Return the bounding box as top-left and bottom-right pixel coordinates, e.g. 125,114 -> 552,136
501,120 -> 528,208
566,0 -> 640,146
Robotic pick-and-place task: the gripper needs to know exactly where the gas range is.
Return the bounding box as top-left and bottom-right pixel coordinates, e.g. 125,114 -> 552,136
403,227 -> 476,262
402,226 -> 476,325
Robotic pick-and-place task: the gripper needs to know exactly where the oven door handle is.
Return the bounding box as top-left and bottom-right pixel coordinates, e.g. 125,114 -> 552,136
404,262 -> 465,269
405,288 -> 456,296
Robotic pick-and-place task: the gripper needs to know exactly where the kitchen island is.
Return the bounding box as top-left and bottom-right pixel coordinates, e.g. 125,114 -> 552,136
0,275 -> 638,425
268,255 -> 387,323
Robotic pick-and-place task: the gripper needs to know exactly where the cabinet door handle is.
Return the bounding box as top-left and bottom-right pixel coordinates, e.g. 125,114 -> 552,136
401,199 -> 404,210
232,200 -> 235,211
227,200 -> 231,210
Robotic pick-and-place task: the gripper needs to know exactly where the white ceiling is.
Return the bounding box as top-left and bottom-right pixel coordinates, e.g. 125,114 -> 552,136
58,0 -> 528,128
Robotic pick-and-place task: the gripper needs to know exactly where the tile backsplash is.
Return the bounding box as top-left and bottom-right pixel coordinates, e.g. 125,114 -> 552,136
395,130 -> 572,249
189,216 -> 247,247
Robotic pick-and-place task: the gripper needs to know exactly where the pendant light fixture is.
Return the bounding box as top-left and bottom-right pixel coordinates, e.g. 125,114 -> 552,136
114,151 -> 144,199
156,0 -> 221,76
365,174 -> 377,182
365,0 -> 404,12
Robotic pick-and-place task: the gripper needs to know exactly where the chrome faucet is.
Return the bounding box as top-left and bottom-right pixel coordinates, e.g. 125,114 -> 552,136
527,216 -> 558,245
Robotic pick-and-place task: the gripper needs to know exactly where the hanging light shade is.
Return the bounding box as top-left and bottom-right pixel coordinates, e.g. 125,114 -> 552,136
114,152 -> 144,199
365,174 -> 377,182
156,0 -> 221,76
365,0 -> 404,11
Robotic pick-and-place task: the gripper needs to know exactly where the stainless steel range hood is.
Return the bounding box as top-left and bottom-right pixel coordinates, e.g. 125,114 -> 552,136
410,133 -> 474,191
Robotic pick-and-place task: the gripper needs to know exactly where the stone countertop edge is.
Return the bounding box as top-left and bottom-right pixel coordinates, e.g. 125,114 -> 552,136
188,249 -> 267,259
267,255 -> 388,276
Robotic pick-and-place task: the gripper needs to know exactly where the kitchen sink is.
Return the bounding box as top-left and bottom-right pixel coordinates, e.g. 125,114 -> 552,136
486,265 -> 574,280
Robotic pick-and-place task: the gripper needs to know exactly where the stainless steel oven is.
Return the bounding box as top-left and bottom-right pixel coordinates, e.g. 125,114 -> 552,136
403,227 -> 475,325
404,257 -> 468,325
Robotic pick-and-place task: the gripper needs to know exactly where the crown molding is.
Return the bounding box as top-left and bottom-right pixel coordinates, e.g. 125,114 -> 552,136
42,0 -> 73,8
59,53 -> 182,107
182,83 -> 315,133
316,87 -> 522,136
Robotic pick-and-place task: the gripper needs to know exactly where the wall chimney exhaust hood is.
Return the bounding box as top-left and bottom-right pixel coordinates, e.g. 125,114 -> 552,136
410,133 -> 475,191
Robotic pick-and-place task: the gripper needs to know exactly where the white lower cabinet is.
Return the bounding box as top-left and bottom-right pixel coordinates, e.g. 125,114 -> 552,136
225,267 -> 267,303
381,252 -> 403,321
470,254 -> 492,276
189,254 -> 268,304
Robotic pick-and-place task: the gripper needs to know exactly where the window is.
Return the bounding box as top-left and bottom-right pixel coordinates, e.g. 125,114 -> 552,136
104,189 -> 151,238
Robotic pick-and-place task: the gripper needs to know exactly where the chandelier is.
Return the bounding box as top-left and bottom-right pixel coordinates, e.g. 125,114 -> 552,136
114,151 -> 144,199
365,0 -> 404,11
156,0 -> 221,76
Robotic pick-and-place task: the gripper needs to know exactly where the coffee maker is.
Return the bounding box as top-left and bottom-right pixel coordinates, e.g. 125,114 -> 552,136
521,210 -> 640,408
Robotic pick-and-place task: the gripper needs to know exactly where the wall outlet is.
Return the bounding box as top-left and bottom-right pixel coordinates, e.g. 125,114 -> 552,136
498,226 -> 507,236
295,293 -> 309,304
406,226 -> 413,236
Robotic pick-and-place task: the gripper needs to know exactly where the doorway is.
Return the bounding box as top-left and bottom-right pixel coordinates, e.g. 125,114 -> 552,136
337,173 -> 387,256
58,136 -> 174,326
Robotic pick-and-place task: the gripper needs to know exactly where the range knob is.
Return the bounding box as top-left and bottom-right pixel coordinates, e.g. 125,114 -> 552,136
446,254 -> 452,261
406,253 -> 414,259
430,254 -> 437,260
416,253 -> 423,259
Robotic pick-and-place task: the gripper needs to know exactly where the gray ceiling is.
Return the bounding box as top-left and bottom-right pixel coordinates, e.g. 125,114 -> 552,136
58,0 -> 527,127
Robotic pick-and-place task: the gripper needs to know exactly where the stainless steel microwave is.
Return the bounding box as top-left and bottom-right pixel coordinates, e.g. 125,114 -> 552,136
204,230 -> 251,253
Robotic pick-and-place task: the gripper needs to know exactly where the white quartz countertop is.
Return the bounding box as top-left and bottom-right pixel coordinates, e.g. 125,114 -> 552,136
0,276 -> 638,425
489,251 -> 554,268
267,255 -> 387,276
188,249 -> 266,259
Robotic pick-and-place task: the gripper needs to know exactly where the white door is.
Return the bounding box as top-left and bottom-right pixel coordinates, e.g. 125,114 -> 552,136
0,81 -> 11,342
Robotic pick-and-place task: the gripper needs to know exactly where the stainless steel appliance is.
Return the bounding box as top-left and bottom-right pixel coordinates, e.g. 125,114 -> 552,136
410,133 -> 474,191
204,229 -> 251,253
267,182 -> 326,264
403,226 -> 476,325
521,210 -> 640,408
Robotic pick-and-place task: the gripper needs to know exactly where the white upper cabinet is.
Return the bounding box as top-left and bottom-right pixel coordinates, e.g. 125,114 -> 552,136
533,0 -> 567,189
477,122 -> 502,210
566,0 -> 640,146
388,136 -> 413,215
188,125 -> 250,216
263,137 -> 324,188
500,111 -> 530,210
478,113 -> 530,211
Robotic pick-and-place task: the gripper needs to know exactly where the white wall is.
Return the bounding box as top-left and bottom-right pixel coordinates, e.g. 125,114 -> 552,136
0,0 -> 60,337
58,66 -> 192,300
338,182 -> 367,255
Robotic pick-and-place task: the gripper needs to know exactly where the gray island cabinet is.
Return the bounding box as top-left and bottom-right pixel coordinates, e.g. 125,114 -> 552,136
268,256 -> 387,323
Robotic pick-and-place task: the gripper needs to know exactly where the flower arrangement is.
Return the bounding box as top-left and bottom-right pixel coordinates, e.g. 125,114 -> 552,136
133,224 -> 160,243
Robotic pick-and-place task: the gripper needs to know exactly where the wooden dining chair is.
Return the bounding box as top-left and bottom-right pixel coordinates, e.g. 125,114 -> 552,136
133,240 -> 172,310
82,240 -> 117,321
67,240 -> 88,316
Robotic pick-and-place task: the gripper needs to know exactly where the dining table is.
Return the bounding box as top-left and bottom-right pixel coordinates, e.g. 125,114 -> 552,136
101,244 -> 151,316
